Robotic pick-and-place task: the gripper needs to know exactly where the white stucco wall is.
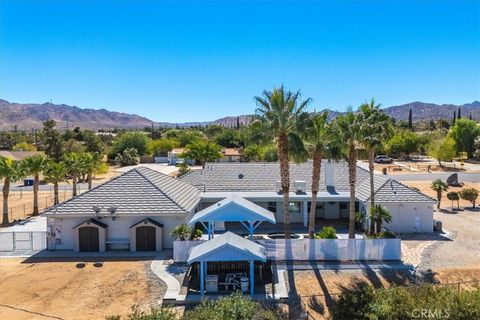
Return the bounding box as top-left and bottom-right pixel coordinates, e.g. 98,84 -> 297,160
364,202 -> 434,233
47,214 -> 185,251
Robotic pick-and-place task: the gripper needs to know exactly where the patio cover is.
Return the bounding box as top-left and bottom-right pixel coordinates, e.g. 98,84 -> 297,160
188,195 -> 276,239
187,232 -> 266,296
188,231 -> 266,264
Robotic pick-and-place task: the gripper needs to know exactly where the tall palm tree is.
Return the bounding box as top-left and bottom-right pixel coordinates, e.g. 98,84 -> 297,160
63,153 -> 82,197
44,161 -> 68,205
0,157 -> 23,225
334,108 -> 362,239
302,111 -> 331,238
358,99 -> 393,233
255,85 -> 311,239
22,155 -> 48,215
431,179 -> 448,209
79,153 -> 100,190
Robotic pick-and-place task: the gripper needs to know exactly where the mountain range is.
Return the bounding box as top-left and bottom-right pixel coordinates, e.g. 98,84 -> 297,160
0,99 -> 478,131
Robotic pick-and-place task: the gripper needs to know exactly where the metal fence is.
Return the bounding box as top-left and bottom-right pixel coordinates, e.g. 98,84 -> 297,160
0,231 -> 47,252
3,186 -> 87,221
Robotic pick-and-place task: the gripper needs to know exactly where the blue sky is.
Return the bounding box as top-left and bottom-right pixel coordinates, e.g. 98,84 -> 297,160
0,0 -> 479,123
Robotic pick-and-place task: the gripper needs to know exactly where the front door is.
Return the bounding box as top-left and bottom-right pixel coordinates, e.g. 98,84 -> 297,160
79,227 -> 99,252
136,226 -> 156,251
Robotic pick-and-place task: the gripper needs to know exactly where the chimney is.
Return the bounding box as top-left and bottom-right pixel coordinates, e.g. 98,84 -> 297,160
325,159 -> 334,187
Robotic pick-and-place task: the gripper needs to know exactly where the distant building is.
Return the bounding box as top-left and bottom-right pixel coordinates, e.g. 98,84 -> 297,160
217,148 -> 244,163
167,148 -> 194,165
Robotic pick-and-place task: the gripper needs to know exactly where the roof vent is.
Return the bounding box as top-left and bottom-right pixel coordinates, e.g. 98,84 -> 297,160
238,174 -> 244,179
107,206 -> 117,215
92,206 -> 102,214
294,181 -> 307,193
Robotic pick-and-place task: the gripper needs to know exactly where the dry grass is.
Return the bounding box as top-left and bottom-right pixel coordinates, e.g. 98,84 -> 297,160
0,258 -> 159,320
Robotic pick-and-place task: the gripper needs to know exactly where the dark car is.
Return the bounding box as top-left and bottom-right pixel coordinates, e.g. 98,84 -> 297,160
374,155 -> 393,164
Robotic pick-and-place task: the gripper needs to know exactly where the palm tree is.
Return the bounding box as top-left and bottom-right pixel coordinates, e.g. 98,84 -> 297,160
431,179 -> 448,209
63,153 -> 82,197
302,111 -> 331,238
369,205 -> 392,234
79,153 -> 101,190
0,157 -> 23,225
358,99 -> 393,233
255,85 -> 311,239
44,161 -> 68,205
22,155 -> 48,215
334,108 -> 362,239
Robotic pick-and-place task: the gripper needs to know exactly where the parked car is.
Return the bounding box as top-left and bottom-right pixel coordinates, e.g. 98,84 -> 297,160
374,155 -> 393,164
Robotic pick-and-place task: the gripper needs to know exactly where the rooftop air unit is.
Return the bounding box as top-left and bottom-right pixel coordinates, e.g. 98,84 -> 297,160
294,181 -> 307,193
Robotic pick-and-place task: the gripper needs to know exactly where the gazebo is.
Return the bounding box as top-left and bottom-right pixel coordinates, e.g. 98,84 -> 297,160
187,232 -> 267,296
188,195 -> 276,239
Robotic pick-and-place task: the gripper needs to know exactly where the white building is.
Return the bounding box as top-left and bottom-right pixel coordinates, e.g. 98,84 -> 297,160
43,161 -> 435,252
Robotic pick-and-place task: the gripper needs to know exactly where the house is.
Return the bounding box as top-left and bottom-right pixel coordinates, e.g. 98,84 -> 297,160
43,160 -> 435,252
167,148 -> 195,165
43,167 -> 200,252
217,148 -> 244,163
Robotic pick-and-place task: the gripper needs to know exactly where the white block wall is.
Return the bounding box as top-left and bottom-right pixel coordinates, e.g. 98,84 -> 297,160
47,214 -> 185,251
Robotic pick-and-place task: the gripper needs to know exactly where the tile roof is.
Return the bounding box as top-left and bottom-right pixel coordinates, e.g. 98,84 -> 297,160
44,167 -> 200,216
181,161 -> 370,193
181,161 -> 434,203
187,231 -> 266,263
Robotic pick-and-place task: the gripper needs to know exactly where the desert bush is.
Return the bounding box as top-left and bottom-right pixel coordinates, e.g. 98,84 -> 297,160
330,282 -> 480,320
106,305 -> 176,320
115,147 -> 139,166
315,226 -> 337,239
459,188 -> 479,208
182,292 -> 272,320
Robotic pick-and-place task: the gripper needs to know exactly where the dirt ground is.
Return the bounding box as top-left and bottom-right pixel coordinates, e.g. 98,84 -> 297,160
0,258 -> 164,320
402,181 -> 480,209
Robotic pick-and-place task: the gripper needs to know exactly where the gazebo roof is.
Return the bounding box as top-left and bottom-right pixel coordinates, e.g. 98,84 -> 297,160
188,195 -> 276,226
187,232 -> 266,264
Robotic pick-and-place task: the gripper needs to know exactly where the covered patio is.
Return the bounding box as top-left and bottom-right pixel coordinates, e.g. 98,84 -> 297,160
188,195 -> 276,239
187,232 -> 268,296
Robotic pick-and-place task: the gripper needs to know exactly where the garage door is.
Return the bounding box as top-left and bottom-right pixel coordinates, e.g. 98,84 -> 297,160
79,227 -> 99,252
136,226 -> 156,251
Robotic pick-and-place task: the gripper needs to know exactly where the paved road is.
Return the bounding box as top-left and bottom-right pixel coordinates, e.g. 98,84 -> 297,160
389,172 -> 480,182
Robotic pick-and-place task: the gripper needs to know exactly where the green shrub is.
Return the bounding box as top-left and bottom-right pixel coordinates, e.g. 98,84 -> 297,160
330,282 -> 480,320
191,228 -> 203,240
182,292 -> 268,320
315,226 -> 337,239
170,224 -> 192,241
105,305 -> 176,320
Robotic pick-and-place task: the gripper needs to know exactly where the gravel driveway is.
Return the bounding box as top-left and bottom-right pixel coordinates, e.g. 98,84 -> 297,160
418,209 -> 480,271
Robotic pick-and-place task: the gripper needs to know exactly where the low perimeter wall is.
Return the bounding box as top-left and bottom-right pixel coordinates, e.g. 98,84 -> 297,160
173,238 -> 401,262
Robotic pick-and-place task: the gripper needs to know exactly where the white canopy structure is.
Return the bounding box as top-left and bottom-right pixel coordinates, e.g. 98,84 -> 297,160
188,195 -> 276,239
187,232 -> 266,296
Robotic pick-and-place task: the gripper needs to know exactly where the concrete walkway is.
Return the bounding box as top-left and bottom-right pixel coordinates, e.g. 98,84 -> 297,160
150,251 -> 186,302
277,261 -> 413,271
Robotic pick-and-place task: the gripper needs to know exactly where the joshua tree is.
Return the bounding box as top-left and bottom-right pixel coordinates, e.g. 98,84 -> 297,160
334,108 -> 363,239
255,85 -> 311,239
22,155 -> 48,215
358,99 -> 393,233
431,179 -> 448,209
44,161 -> 68,205
0,157 -> 23,225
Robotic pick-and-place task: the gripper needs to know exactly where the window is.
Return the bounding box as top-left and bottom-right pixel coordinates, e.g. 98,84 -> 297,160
267,202 -> 276,213
307,202 -> 324,212
289,202 -> 301,213
340,203 -> 348,210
